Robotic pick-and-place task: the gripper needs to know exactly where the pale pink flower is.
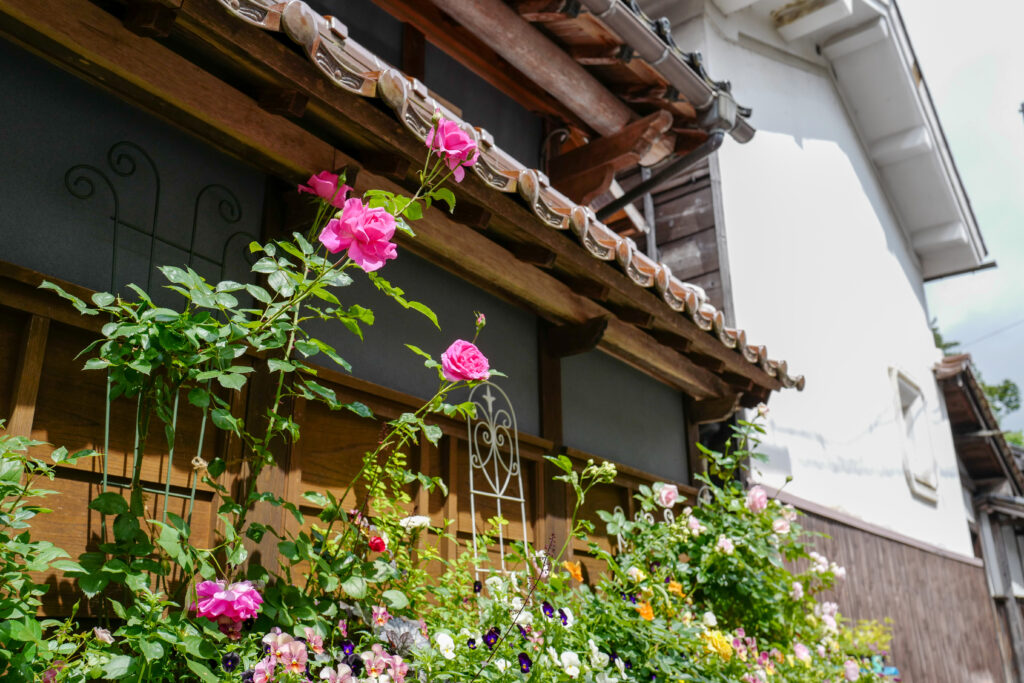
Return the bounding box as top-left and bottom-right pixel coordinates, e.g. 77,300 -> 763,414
781,504 -> 798,522
264,630 -> 296,660
305,627 -> 325,655
93,627 -> 114,644
790,581 -> 804,600
280,640 -> 308,676
687,515 -> 704,536
362,644 -> 390,678
338,618 -> 348,636
372,604 -> 392,626
320,663 -> 356,682
715,535 -> 735,554
794,643 -> 811,663
844,659 -> 860,681
298,171 -> 350,209
831,563 -> 847,580
192,579 -> 263,622
319,198 -> 398,272
655,482 -> 679,508
426,116 -> 479,182
253,656 -> 276,683
745,485 -> 768,514
772,518 -> 791,534
440,340 -> 490,382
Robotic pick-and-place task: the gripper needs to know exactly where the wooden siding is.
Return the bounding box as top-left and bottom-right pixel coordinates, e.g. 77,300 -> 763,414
800,510 -> 1005,682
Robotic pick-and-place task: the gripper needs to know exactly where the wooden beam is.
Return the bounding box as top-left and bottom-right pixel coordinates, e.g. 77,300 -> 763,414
7,315 -> 49,437
508,241 -> 557,268
450,201 -> 492,230
257,86 -> 309,118
721,371 -> 755,393
603,301 -> 654,328
687,394 -> 740,425
568,44 -> 622,66
123,1 -> 177,39
359,150 -> 412,182
548,111 -> 673,189
551,163 -> 615,205
648,329 -> 692,354
543,317 -> 609,358
560,274 -> 609,301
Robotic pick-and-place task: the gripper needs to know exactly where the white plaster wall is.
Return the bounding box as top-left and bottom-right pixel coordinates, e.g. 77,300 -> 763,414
696,21 -> 973,555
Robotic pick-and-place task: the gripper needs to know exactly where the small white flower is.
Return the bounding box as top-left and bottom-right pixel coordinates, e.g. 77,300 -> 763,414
715,535 -> 735,555
398,515 -> 430,531
702,611 -> 717,628
831,563 -> 847,580
588,639 -> 609,668
495,658 -> 511,672
560,651 -> 581,678
434,632 -> 455,660
790,581 -> 804,600
626,566 -> 646,582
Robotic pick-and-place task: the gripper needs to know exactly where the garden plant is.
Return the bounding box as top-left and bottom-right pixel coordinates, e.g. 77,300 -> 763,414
0,113 -> 898,682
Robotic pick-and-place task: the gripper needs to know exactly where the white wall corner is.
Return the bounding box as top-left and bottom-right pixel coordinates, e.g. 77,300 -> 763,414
821,16 -> 890,60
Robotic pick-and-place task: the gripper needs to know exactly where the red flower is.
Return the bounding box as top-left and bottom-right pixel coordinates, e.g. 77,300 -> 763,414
369,536 -> 387,552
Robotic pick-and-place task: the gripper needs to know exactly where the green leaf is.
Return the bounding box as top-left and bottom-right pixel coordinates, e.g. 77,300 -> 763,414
422,424 -> 443,446
382,589 -> 409,610
89,492 -> 129,515
403,199 -> 423,220
431,187 -> 456,213
159,266 -> 189,284
51,559 -> 86,573
217,373 -> 247,390
78,572 -> 110,598
186,659 -> 219,683
188,388 -> 210,409
210,409 -> 240,433
303,491 -> 329,507
408,301 -> 439,329
84,358 -> 110,371
544,454 -> 575,475
343,401 -> 373,419
207,457 -> 226,478
245,283 -> 272,304
341,576 -> 367,599
91,292 -> 115,307
267,359 -> 296,373
139,639 -> 165,661
103,655 -> 133,679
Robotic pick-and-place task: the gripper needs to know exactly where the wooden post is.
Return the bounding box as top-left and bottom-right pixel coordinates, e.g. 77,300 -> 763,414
7,315 -> 49,437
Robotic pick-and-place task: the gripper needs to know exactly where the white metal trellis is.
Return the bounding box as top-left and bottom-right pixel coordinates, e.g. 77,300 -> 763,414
465,381 -> 529,576
612,505 -> 677,553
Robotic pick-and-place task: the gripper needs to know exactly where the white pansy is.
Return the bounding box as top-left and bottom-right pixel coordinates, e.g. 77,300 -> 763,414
434,632 -> 455,660
588,639 -> 609,668
560,651 -> 581,678
495,659 -> 511,672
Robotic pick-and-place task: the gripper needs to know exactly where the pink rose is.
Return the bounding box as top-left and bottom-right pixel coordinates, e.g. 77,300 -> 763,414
298,171 -> 351,209
440,340 -> 490,382
772,517 -> 790,534
844,659 -> 860,681
426,116 -> 479,182
745,485 -> 768,514
192,579 -> 263,623
319,198 -> 398,272
369,536 -> 387,552
655,482 -> 679,508
794,643 -> 811,663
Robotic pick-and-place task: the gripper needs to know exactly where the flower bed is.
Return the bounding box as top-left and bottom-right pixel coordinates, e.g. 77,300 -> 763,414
0,115 -> 898,682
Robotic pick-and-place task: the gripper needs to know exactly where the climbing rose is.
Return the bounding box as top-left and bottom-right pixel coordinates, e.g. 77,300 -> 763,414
319,197 -> 398,272
369,535 -> 387,552
745,485 -> 768,513
772,517 -> 791,534
844,659 -> 860,681
794,643 -> 811,663
192,579 -> 263,622
655,482 -> 679,508
298,171 -> 350,209
440,340 -> 490,382
426,116 -> 479,182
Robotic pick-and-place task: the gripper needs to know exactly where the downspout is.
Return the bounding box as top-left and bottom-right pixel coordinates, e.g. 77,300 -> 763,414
596,130 -> 724,220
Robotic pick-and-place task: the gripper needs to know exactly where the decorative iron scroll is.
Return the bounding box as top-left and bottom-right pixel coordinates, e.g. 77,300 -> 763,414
612,505 -> 677,553
466,382 -> 530,576
65,141 -> 254,292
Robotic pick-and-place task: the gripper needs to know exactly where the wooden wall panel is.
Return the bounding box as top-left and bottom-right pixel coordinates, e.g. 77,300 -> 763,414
800,511 -> 1004,683
0,305 -> 28,423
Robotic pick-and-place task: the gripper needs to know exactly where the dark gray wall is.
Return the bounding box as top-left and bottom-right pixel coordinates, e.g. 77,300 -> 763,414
306,252 -> 540,436
562,351 -> 688,482
0,39 -> 266,305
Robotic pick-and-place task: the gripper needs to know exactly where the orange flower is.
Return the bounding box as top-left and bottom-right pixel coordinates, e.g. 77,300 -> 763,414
637,601 -> 654,621
667,580 -> 684,598
563,560 -> 583,583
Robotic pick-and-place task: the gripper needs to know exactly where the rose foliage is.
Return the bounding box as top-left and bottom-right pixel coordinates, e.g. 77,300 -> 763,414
0,115 -> 897,682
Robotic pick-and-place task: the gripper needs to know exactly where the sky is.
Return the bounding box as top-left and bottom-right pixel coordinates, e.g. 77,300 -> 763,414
898,0 -> 1024,431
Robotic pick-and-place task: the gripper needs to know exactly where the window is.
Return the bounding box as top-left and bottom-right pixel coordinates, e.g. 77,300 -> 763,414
891,370 -> 938,502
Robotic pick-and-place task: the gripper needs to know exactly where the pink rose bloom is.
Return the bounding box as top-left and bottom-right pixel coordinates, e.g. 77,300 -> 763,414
745,485 -> 768,514
655,482 -> 679,508
844,659 -> 860,681
299,171 -> 351,209
42,662 -> 64,683
772,518 -> 790,534
93,626 -> 114,644
193,579 -> 263,623
426,116 -> 479,182
440,340 -> 490,382
794,643 -> 811,663
319,198 -> 398,272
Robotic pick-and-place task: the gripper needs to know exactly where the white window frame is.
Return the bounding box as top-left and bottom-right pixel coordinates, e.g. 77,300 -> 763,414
890,369 -> 939,503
